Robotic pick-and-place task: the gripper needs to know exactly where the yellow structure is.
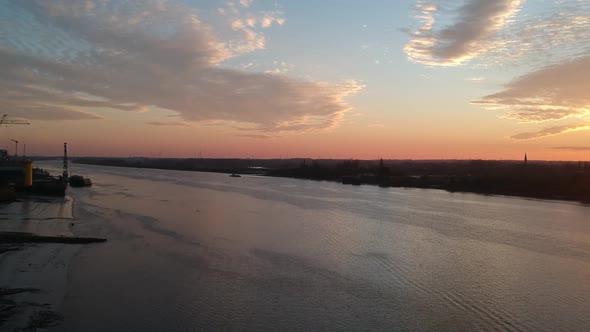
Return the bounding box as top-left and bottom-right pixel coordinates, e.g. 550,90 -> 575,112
24,160 -> 33,187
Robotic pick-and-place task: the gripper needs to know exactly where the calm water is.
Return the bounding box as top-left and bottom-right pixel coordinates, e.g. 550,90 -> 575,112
39,162 -> 590,331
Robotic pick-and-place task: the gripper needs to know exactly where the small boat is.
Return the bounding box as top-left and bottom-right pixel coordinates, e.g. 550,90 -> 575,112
69,175 -> 92,187
230,173 -> 241,178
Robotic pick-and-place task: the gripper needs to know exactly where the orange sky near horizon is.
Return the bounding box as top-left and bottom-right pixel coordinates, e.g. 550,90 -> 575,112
6,119 -> 590,161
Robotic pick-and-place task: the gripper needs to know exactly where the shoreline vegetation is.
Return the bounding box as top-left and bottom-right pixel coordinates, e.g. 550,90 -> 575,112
69,157 -> 590,203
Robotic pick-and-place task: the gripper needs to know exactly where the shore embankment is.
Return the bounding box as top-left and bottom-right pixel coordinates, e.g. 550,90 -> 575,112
0,196 -> 81,330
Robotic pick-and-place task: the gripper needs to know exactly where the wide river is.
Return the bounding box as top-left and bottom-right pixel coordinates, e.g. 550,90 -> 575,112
38,162 -> 589,331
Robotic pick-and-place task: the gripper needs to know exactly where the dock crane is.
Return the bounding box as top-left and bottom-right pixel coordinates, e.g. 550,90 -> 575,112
0,115 -> 30,158
0,114 -> 30,127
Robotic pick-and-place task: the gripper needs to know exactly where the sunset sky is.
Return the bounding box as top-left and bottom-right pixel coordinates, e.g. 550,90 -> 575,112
1,0 -> 589,160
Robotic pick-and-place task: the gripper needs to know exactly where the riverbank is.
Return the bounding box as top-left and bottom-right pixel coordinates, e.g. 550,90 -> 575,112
267,172 -> 590,203
73,157 -> 590,204
0,196 -> 78,330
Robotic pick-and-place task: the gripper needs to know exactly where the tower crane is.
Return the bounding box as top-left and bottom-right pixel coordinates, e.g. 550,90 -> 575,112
0,115 -> 29,158
0,114 -> 30,127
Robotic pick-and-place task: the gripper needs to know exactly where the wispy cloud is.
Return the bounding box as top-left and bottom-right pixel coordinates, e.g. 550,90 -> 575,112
405,0 -> 590,68
241,62 -> 256,69
473,54 -> 590,123
491,2 -> 590,67
404,0 -> 525,66
552,146 -> 590,151
0,0 -> 362,134
510,123 -> 590,140
457,1 -> 590,140
237,133 -> 276,139
264,61 -> 294,74
221,1 -> 286,55
147,121 -> 191,127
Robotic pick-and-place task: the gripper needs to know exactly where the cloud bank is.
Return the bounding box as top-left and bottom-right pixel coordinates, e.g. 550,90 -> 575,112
473,55 -> 590,123
510,123 -> 590,140
0,0 -> 362,134
405,0 -> 590,140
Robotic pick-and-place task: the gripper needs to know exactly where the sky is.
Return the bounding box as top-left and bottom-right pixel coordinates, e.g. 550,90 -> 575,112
0,0 -> 589,160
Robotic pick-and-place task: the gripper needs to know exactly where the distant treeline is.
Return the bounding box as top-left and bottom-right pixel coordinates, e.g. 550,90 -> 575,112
71,157 -> 590,202
272,159 -> 590,201
71,157 -> 303,173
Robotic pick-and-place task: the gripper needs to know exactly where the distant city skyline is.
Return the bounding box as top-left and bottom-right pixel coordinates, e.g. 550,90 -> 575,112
1,0 -> 589,160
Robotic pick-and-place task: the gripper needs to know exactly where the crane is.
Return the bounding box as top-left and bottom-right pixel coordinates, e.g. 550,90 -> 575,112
0,115 -> 30,159
10,139 -> 18,157
0,114 -> 30,127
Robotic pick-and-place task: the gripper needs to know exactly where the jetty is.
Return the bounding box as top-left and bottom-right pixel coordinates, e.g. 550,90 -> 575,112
0,232 -> 106,244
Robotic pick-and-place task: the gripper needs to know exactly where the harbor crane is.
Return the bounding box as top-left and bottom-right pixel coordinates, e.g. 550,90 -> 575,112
0,114 -> 30,127
0,114 -> 30,158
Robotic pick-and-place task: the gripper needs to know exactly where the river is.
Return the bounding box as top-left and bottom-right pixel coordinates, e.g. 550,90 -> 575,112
38,161 -> 590,331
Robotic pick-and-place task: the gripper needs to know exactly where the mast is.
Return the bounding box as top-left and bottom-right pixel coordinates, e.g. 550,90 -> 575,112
63,142 -> 69,180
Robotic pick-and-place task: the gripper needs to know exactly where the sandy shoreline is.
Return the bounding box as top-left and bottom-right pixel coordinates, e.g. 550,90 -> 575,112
0,196 -> 80,331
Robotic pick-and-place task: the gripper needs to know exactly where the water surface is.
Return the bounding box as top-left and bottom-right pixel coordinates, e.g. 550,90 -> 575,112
40,162 -> 590,331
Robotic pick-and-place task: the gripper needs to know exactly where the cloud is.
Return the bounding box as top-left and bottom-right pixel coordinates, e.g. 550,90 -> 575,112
473,55 -> 590,123
552,146 -> 590,151
237,133 -> 276,139
492,2 -> 590,67
0,0 -> 361,134
147,121 -> 190,127
265,61 -> 293,74
404,0 -> 525,66
510,123 -> 590,140
466,3 -> 590,140
403,1 -> 590,140
220,1 -> 285,55
404,0 -> 590,67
